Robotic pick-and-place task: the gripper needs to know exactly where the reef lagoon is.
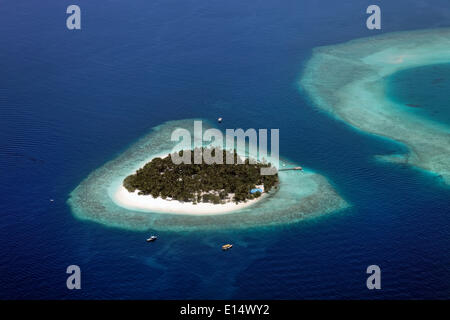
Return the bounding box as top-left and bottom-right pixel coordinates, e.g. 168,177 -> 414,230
301,28 -> 450,185
3,0 -> 450,300
68,119 -> 348,231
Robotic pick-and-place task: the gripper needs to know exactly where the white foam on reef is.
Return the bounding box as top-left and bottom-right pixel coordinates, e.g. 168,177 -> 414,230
68,119 -> 348,231
301,28 -> 450,185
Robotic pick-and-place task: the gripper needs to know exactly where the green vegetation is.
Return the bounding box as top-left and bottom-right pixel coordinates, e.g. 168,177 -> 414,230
123,148 -> 279,204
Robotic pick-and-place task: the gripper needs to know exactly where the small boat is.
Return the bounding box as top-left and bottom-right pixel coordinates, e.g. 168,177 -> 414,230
222,244 -> 233,250
217,117 -> 223,123
146,235 -> 157,242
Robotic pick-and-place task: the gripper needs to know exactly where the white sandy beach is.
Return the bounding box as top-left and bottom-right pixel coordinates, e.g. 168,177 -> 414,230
113,185 -> 266,215
109,149 -> 270,215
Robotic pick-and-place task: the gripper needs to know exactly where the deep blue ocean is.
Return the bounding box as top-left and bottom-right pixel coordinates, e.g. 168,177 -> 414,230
1,0 -> 449,299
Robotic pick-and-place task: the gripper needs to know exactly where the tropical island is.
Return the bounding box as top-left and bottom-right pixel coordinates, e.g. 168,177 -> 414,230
301,28 -> 450,185
123,148 -> 279,204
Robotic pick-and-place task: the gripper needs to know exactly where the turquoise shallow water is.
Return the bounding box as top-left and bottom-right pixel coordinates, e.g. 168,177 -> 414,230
386,63 -> 450,126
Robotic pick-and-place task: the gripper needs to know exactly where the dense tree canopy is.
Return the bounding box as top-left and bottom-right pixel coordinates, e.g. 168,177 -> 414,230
123,148 -> 279,204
